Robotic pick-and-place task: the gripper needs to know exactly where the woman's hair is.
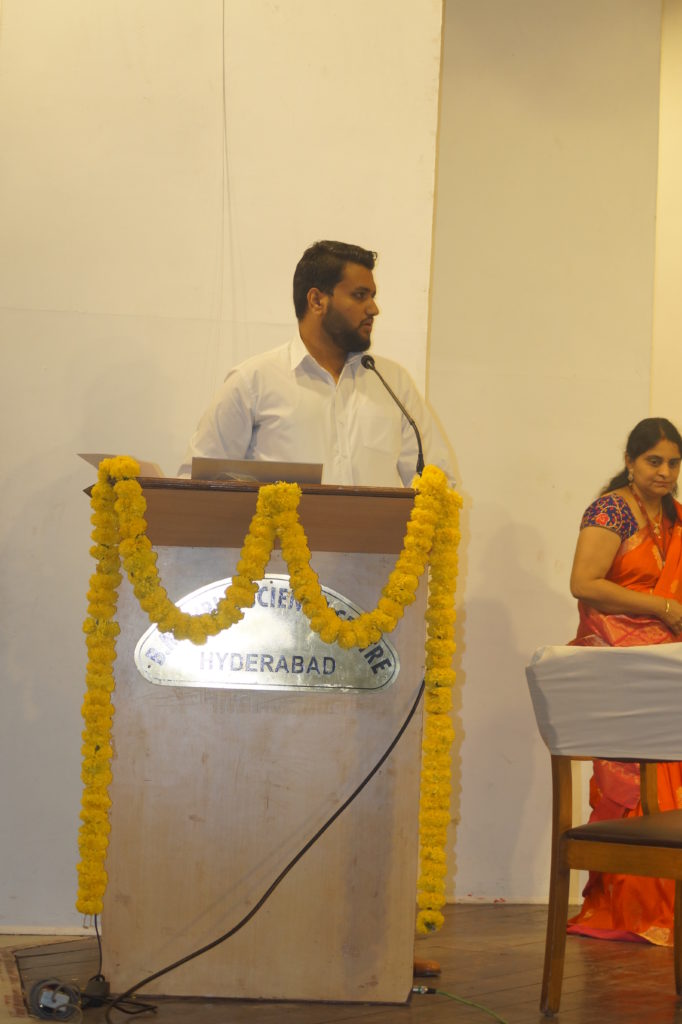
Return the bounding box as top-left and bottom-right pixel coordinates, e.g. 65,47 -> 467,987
603,417 -> 682,521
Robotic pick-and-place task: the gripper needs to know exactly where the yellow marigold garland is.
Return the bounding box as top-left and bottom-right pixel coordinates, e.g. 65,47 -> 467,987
78,456 -> 461,933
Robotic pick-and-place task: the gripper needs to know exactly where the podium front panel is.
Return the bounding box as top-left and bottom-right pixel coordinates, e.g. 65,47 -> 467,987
102,544 -> 426,1003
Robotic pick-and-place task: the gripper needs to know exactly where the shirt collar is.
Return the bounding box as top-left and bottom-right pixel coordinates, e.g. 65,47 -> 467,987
289,334 -> 310,370
289,335 -> 366,376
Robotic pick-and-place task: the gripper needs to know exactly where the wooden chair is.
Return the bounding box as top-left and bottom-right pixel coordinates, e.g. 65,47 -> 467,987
526,643 -> 682,1015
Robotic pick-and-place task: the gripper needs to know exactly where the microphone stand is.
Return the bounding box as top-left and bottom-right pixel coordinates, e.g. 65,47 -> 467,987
360,354 -> 425,476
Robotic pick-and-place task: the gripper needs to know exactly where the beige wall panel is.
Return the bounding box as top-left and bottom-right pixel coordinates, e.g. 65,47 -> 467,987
651,0 -> 682,419
429,0 -> 661,900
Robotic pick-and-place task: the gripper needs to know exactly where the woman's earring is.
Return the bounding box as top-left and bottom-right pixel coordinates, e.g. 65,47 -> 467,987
628,470 -> 634,483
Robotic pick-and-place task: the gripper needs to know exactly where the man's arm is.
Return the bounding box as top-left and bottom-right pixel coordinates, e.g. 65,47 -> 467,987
177,370 -> 255,477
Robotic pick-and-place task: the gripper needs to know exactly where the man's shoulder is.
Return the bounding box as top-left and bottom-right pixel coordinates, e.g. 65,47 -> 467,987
228,340 -> 294,378
364,353 -> 419,391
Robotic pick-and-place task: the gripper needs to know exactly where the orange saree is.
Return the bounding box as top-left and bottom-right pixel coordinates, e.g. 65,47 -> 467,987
567,498 -> 682,946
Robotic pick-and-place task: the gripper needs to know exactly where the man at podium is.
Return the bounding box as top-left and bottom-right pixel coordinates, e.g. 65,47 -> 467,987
180,240 -> 454,488
180,240 -> 452,976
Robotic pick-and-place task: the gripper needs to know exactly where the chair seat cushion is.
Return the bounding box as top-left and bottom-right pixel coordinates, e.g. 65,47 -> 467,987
566,809 -> 682,847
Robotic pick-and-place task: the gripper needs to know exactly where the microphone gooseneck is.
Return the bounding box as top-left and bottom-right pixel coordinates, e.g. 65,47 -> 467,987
360,354 -> 425,476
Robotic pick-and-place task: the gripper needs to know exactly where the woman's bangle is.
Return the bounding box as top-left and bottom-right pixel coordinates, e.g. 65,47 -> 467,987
665,599 -> 671,616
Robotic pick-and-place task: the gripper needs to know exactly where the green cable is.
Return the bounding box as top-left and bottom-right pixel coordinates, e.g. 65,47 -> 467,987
413,985 -> 510,1024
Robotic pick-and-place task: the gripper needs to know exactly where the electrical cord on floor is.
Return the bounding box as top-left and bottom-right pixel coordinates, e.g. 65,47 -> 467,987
81,915 -> 106,1007
77,916 -> 155,1016
412,985 -> 510,1023
101,678 -> 426,1022
28,979 -> 83,1021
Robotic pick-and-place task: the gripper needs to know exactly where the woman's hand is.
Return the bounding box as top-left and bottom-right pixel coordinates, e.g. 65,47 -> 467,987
659,597 -> 682,634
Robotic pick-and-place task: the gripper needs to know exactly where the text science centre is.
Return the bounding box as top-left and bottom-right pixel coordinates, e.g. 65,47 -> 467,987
135,573 -> 400,693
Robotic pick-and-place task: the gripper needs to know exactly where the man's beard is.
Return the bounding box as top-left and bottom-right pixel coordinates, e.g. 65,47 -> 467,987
322,307 -> 371,353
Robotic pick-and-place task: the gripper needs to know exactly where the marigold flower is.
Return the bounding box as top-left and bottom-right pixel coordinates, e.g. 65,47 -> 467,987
77,456 -> 461,925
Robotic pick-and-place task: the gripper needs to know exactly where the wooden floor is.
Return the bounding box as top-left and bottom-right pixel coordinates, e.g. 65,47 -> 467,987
5,904 -> 682,1023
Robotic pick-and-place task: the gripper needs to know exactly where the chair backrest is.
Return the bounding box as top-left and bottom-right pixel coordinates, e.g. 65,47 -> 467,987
526,643 -> 682,761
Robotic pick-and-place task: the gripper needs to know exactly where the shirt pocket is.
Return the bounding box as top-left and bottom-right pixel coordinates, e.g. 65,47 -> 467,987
356,410 -> 402,454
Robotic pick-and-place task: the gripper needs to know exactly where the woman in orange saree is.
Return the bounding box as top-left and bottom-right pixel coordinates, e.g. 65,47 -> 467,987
567,417 -> 682,946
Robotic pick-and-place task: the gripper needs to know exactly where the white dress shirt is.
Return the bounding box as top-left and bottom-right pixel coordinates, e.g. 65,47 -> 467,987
180,337 -> 454,487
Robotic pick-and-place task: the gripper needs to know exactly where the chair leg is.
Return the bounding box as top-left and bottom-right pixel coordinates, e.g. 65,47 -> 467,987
541,853 -> 571,1015
674,880 -> 682,995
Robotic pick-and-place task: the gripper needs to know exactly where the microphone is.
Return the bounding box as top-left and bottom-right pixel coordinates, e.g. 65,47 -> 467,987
361,354 -> 425,476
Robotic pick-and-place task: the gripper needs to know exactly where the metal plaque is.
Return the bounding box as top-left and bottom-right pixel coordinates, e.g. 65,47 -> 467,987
134,573 -> 400,693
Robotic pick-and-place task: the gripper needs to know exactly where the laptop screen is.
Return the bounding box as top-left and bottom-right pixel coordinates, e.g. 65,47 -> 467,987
190,457 -> 323,485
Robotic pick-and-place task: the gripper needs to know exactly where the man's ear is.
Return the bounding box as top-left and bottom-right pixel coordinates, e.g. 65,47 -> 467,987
307,287 -> 329,315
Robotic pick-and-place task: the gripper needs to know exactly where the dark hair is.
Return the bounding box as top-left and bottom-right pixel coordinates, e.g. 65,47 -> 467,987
292,240 -> 377,320
603,417 -> 682,522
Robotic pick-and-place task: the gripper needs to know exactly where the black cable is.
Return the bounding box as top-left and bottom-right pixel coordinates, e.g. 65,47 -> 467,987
94,915 -> 102,975
103,679 -> 426,1022
80,914 -> 114,1011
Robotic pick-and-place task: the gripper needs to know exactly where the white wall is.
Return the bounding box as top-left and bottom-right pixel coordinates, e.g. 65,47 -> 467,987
429,0 -> 662,899
1,0 -> 677,930
651,0 -> 682,415
0,0 -> 442,928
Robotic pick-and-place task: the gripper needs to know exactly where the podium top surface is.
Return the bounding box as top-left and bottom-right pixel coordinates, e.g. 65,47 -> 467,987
133,478 -> 417,553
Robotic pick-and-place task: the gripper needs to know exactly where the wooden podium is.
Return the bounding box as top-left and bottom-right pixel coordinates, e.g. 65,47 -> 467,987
102,479 -> 427,1004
